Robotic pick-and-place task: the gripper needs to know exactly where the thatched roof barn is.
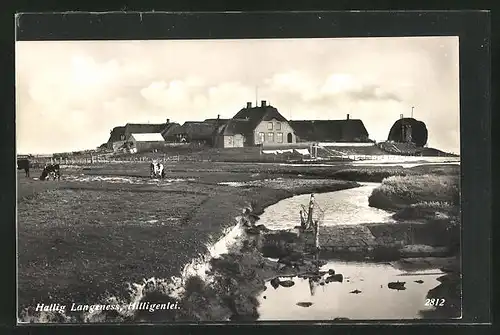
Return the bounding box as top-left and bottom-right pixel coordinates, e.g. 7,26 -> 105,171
106,119 -> 179,149
171,121 -> 222,145
289,116 -> 370,142
387,117 -> 428,147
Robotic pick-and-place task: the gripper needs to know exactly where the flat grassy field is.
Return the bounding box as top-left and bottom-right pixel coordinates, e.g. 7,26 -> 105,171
17,162 -> 359,312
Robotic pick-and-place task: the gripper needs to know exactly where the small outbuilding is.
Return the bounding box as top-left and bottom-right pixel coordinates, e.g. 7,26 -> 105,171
127,133 -> 166,152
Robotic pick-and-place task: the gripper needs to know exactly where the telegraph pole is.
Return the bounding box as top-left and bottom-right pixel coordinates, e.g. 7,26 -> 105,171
411,106 -> 414,118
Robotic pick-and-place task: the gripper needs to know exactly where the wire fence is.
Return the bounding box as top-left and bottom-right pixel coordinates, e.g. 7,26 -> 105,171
29,155 -> 187,166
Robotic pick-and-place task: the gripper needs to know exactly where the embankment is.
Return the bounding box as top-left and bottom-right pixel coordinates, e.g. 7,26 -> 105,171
367,171 -> 461,319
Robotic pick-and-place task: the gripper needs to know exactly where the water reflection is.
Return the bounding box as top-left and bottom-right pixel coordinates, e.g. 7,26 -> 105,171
257,261 -> 443,320
259,183 -> 394,230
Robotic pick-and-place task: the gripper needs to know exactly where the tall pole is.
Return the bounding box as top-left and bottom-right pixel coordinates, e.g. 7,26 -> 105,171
255,86 -> 258,107
411,106 -> 414,118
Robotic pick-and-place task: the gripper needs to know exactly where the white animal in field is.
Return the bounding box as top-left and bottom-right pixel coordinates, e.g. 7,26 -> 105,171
150,161 -> 165,179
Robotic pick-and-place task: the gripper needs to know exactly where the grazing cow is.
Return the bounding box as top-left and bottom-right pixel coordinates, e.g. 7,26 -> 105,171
17,159 -> 30,177
40,164 -> 61,181
150,161 -> 165,179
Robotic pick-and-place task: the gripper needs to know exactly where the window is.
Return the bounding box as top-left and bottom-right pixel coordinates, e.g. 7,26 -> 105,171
276,122 -> 281,130
277,133 -> 283,143
120,135 -> 125,140
267,132 -> 274,143
268,122 -> 273,130
227,136 -> 233,145
258,132 -> 265,143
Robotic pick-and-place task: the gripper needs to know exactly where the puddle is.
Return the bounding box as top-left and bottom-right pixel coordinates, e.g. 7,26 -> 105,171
62,175 -> 193,184
258,261 -> 443,320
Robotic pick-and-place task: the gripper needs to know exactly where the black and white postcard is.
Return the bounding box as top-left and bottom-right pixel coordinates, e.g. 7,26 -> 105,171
14,11 -> 490,325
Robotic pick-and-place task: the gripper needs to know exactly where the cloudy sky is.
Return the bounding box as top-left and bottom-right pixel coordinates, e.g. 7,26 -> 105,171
16,37 -> 460,154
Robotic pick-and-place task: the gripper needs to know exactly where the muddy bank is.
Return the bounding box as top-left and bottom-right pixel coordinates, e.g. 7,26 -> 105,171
126,219 -> 459,322
365,174 -> 461,319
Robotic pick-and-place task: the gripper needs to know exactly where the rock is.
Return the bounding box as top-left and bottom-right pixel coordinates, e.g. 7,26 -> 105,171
296,302 -> 313,307
251,215 -> 262,222
328,269 -> 335,275
350,289 -> 362,294
388,281 -> 406,290
263,296 -> 266,299
414,280 -> 424,284
270,278 -> 280,289
246,227 -> 263,235
279,280 -> 295,288
326,274 -> 343,283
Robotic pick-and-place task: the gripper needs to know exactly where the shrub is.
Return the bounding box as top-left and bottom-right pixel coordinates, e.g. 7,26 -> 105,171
368,174 -> 460,211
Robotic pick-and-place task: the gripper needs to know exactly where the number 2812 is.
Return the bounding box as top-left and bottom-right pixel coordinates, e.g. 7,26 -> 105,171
425,298 -> 445,307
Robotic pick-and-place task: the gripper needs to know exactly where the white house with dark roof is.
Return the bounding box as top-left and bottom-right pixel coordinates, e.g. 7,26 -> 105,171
123,132 -> 166,153
106,119 -> 179,151
215,100 -> 297,148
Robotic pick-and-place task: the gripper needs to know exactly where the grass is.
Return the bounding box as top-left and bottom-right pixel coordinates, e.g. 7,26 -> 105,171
18,188 -> 208,307
367,165 -> 461,256
368,174 -> 460,212
17,164 -> 357,315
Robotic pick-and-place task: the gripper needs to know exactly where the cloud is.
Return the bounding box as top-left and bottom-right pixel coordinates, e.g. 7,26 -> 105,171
347,85 -> 402,102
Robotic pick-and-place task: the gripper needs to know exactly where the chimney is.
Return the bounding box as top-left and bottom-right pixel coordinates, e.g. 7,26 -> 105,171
261,100 -> 267,107
217,114 -> 220,120
246,102 -> 252,108
346,114 -> 350,120
400,114 -> 404,119
166,118 -> 170,123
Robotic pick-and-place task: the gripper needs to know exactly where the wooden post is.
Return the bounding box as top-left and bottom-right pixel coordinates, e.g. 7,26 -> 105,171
314,219 -> 320,250
306,194 -> 315,230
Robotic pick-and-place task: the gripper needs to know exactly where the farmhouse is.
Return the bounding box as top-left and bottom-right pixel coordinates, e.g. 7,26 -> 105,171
215,101 -> 297,148
106,119 -> 179,151
170,119 -> 227,146
289,114 -> 370,143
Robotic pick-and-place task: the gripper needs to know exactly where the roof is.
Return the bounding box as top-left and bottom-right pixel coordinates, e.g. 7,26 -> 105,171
387,117 -> 428,147
222,105 -> 288,136
124,123 -> 166,135
173,121 -> 218,141
289,119 -> 369,142
129,133 -> 165,142
108,122 -> 178,143
107,126 -> 126,142
220,119 -> 251,136
204,118 -> 231,123
161,123 -> 182,139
